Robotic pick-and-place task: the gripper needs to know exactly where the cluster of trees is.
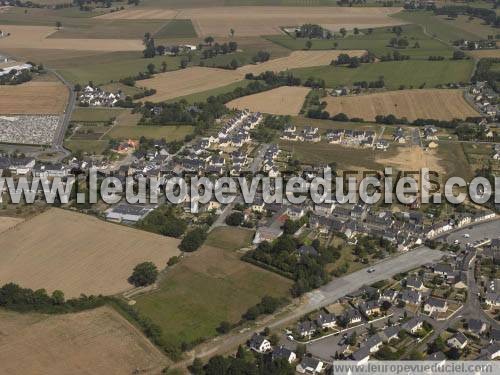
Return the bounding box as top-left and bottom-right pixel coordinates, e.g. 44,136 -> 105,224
128,262 -> 159,287
295,23 -> 332,39
245,70 -> 301,86
243,235 -> 341,297
252,50 -> 271,63
452,50 -> 466,60
242,295 -> 289,321
251,115 -> 290,143
473,58 -> 500,92
380,50 -> 410,62
191,347 -> 294,375
0,282 -> 106,314
353,235 -> 397,262
353,77 -> 385,88
331,53 -> 375,68
137,205 -> 187,238
389,37 -> 409,49
0,69 -> 32,85
201,41 -> 238,59
225,211 -> 245,226
435,5 -> 500,27
428,55 -> 446,61
179,227 -> 207,252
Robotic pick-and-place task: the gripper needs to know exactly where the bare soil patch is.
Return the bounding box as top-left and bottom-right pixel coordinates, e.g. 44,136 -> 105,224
0,81 -> 68,115
0,306 -> 169,375
226,85 -> 310,115
376,145 -> 444,174
0,216 -> 24,234
324,89 -> 479,122
0,24 -> 143,51
141,50 -> 364,102
0,209 -> 180,297
97,6 -> 404,36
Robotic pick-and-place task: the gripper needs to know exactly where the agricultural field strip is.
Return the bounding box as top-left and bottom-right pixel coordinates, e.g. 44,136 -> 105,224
323,89 -> 480,121
95,6 -> 406,36
0,209 -> 181,298
0,24 -> 144,51
139,50 -> 366,102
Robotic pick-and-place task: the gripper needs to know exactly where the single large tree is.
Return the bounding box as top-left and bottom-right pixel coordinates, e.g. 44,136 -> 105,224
128,262 -> 158,287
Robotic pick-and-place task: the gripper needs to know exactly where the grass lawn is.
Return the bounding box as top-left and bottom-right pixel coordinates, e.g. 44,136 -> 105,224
437,142 -> 474,180
134,245 -> 292,349
205,227 -> 255,251
71,107 -> 125,122
394,10 -> 493,43
57,53 -> 183,85
106,124 -> 194,140
64,139 -> 109,154
48,19 -> 167,39
154,19 -> 198,38
266,24 -> 454,59
100,82 -> 144,97
290,59 -> 474,89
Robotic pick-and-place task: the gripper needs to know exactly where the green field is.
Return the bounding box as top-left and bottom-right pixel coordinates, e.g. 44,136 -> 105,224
64,139 -> 109,154
106,124 -> 194,140
134,244 -> 292,349
71,107 -> 125,122
169,79 -> 250,103
48,19 -> 167,39
154,19 -> 198,38
56,53 -> 183,85
290,59 -> 474,89
395,10 -> 496,43
100,82 -> 144,97
205,227 -> 255,251
266,24 -> 454,59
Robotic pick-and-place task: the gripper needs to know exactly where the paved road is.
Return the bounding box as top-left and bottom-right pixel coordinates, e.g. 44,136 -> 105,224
50,68 -> 75,157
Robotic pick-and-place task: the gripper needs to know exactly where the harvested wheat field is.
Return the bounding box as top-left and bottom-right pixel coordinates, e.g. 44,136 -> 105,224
227,86 -> 310,115
0,81 -> 68,115
97,6 -> 404,36
0,25 -> 143,51
324,89 -> 479,122
0,208 -> 180,297
138,66 -> 243,102
141,50 -> 364,102
0,306 -> 168,375
239,50 -> 366,75
0,216 -> 23,234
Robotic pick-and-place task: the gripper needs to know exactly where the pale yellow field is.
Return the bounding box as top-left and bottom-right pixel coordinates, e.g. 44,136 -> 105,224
0,216 -> 24,234
226,86 -> 311,115
141,50 -> 365,102
0,307 -> 169,375
324,89 -> 479,122
238,50 -> 366,75
0,81 -> 68,115
0,24 -> 143,51
376,146 -> 444,175
468,49 -> 500,58
97,6 -> 405,36
0,209 -> 181,297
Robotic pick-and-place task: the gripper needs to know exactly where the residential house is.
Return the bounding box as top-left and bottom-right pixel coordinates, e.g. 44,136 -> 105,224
447,332 -> 468,350
351,346 -> 370,365
296,357 -> 323,374
342,308 -> 362,325
406,275 -> 424,290
316,313 -> 336,329
365,334 -> 384,353
485,292 -> 500,307
424,297 -> 448,314
478,342 -> 500,360
253,227 -> 283,244
400,289 -> 422,305
248,334 -> 271,353
287,205 -> 305,220
298,245 -> 319,258
272,346 -> 296,364
9,157 -> 35,175
380,326 -> 400,343
105,203 -> 154,224
358,301 -> 381,318
297,321 -> 317,338
402,317 -> 424,334
468,319 -> 487,336
379,289 -> 398,303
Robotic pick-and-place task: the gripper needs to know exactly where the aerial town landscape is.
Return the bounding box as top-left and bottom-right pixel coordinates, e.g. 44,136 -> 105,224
0,0 -> 500,374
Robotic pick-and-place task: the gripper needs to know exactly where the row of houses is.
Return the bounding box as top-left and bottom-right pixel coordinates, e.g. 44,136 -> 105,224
280,125 -> 375,148
78,85 -> 124,107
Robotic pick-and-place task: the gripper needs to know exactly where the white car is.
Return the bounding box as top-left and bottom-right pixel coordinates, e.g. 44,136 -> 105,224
287,335 -> 294,341
367,267 -> 375,273
464,234 -> 470,238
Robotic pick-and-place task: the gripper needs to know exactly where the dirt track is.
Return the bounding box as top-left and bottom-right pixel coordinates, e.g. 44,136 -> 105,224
0,209 -> 180,297
0,306 -> 169,375
324,89 -> 479,121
